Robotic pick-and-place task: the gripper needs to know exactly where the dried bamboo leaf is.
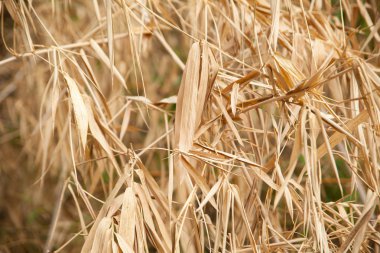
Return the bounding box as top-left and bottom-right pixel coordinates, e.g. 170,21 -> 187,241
119,187 -> 136,249
64,73 -> 88,150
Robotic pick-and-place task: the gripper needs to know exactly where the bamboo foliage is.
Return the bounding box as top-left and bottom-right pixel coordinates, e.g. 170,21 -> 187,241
0,0 -> 380,252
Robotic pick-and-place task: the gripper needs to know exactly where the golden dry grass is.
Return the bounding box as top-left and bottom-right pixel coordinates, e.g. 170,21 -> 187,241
1,0 -> 380,252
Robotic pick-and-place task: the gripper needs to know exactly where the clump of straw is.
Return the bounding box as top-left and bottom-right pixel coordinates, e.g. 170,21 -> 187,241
0,0 -> 379,252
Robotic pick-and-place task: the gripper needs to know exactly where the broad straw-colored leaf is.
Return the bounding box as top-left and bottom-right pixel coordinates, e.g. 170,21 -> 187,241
115,233 -> 134,253
175,42 -> 218,152
269,0 -> 280,51
119,187 -> 136,249
64,73 -> 88,150
85,99 -> 112,156
174,42 -> 200,152
90,217 -> 112,253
